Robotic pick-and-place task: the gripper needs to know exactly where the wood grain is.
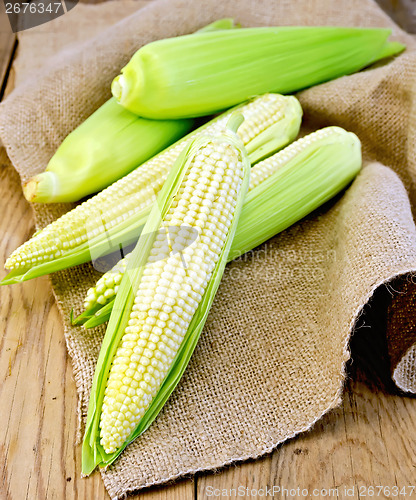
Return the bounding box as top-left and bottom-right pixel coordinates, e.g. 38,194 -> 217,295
1,1 -> 416,499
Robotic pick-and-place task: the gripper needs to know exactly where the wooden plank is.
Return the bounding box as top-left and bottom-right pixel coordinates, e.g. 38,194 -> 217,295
129,480 -> 195,500
0,0 -> 17,100
0,161 -> 101,499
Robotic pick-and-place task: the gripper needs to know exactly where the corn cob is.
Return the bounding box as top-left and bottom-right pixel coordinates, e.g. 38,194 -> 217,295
21,19 -> 238,204
2,94 -> 302,286
112,26 -> 405,119
77,126 -> 362,328
82,114 -> 250,473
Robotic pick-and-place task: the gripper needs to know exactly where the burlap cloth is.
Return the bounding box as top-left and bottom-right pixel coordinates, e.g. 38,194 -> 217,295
1,0 -> 416,497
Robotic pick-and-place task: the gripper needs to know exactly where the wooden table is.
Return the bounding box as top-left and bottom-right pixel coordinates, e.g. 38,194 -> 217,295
1,2 -> 416,499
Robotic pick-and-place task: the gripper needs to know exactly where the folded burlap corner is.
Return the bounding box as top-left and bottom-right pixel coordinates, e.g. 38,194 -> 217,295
1,0 -> 416,497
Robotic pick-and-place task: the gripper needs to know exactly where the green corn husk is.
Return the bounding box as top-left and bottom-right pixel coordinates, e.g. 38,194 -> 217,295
1,94 -> 301,286
196,18 -> 238,31
22,18 -> 238,204
82,114 -> 251,474
367,40 -> 406,63
228,126 -> 361,259
76,126 -> 361,328
23,98 -> 194,203
112,26 -> 405,119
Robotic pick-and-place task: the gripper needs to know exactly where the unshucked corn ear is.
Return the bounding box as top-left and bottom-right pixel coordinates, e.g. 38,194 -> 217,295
77,126 -> 361,328
229,126 -> 362,259
82,114 -> 250,474
112,26 -> 405,119
2,94 -> 301,286
22,19 -> 239,204
23,99 -> 194,203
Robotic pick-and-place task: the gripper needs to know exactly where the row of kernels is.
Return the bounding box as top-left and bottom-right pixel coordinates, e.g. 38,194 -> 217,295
249,127 -> 338,190
237,94 -> 286,144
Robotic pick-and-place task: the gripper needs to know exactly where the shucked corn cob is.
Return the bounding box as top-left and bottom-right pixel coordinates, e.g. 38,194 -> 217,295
82,115 -> 250,473
2,94 -> 302,286
112,26 -> 405,119
78,126 -> 362,328
21,19 -> 238,204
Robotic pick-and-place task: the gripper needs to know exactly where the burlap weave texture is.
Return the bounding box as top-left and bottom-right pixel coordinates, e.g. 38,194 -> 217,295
1,0 -> 416,498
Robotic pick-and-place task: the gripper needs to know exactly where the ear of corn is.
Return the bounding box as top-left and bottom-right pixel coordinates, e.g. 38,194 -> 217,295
76,126 -> 362,328
228,126 -> 362,259
111,26 -> 404,119
82,114 -> 250,474
22,19 -> 239,204
1,94 -> 301,286
23,98 -> 194,203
